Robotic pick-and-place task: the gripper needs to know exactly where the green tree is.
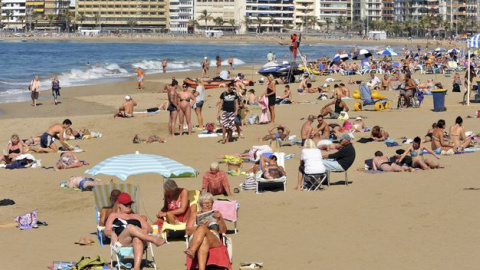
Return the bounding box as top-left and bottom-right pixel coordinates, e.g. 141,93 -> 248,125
256,15 -> 265,33
325,18 -> 332,32
336,16 -> 345,31
227,19 -> 236,32
269,16 -> 275,32
316,20 -> 323,31
243,16 -> 253,33
46,14 -> 56,27
5,10 -> 12,30
306,16 -> 316,31
94,12 -> 101,29
198,10 -> 213,30
187,19 -> 199,33
213,17 -> 224,27
127,19 -> 137,34
17,15 -> 25,31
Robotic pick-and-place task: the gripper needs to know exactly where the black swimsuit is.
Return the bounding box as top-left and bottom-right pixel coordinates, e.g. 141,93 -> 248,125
267,85 -> 276,106
9,148 -> 21,154
112,218 -> 142,236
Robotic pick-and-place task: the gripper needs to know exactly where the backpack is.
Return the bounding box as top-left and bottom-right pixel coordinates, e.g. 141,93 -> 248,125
452,83 -> 461,92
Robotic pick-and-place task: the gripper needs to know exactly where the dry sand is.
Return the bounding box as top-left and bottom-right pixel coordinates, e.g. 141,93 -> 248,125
0,62 -> 480,270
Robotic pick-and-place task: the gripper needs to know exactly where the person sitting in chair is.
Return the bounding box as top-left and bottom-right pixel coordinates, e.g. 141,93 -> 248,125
184,193 -> 227,269
322,134 -> 356,172
155,180 -> 191,229
105,193 -> 166,270
260,155 -> 286,179
99,189 -> 121,226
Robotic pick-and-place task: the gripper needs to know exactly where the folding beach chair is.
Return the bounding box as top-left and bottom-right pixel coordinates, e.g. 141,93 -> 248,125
303,173 -> 327,191
213,200 -> 239,234
186,234 -> 232,270
327,170 -> 349,186
93,183 -> 157,270
161,189 -> 200,244
256,152 -> 287,193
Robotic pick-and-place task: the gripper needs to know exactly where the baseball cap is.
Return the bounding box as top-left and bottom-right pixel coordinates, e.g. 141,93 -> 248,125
339,134 -> 352,141
117,193 -> 134,205
210,162 -> 219,171
204,57 -> 208,59
125,95 -> 131,100
356,116 -> 362,120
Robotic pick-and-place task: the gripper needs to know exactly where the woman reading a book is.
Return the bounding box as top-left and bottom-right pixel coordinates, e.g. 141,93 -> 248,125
184,192 -> 227,269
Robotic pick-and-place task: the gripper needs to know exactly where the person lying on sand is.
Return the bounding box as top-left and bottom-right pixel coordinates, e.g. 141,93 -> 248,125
370,126 -> 390,141
114,95 -> 137,118
132,134 -> 166,144
372,151 -> 410,172
64,176 -> 103,191
259,124 -> 290,142
352,117 -> 365,132
54,152 -> 88,171
397,136 -> 441,170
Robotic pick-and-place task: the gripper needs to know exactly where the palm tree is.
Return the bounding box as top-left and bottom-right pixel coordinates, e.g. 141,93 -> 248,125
243,16 -> 252,33
213,17 -> 224,27
316,20 -> 323,31
198,10 -> 213,30
306,16 -> 316,31
46,14 -> 56,28
227,19 -> 236,32
17,15 -> 25,31
5,10 -> 12,30
336,16 -> 344,32
94,12 -> 102,30
127,20 -> 137,34
76,12 -> 85,30
282,21 -> 292,32
187,19 -> 199,33
325,18 -> 332,32
268,16 -> 275,32
256,15 -> 265,33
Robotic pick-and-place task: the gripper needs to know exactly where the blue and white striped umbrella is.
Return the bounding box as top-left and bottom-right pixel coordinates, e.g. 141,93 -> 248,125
379,50 -> 398,56
468,34 -> 480,48
85,152 -> 197,180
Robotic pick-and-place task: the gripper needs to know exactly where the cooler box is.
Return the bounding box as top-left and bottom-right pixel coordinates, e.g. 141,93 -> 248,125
431,89 -> 447,112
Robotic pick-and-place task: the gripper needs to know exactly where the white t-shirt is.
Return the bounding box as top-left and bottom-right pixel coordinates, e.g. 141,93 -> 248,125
195,85 -> 205,102
301,148 -> 326,174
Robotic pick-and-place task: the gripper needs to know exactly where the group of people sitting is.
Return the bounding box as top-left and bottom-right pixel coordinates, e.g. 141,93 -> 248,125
96,177 -> 233,270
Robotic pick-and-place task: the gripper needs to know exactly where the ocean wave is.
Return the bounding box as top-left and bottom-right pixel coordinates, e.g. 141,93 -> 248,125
130,58 -> 246,72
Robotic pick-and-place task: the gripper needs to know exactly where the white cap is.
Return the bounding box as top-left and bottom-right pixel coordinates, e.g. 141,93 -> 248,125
356,116 -> 362,120
125,95 -> 131,100
204,57 -> 208,59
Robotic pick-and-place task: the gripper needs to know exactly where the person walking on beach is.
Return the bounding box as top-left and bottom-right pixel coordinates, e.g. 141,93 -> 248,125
51,76 -> 61,105
193,78 -> 205,129
228,56 -> 234,71
135,67 -> 144,90
202,57 -> 210,77
218,83 -> 239,144
178,83 -> 195,135
162,59 -> 167,73
29,75 -> 41,107
216,55 -> 222,75
167,83 -> 179,136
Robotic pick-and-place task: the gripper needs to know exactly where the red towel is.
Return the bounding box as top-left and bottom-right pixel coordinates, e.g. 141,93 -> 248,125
186,245 -> 231,270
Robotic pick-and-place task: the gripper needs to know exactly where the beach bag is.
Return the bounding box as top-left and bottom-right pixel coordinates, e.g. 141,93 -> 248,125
241,176 -> 257,190
14,209 -> 38,229
452,83 -> 461,92
74,256 -> 106,270
247,114 -> 259,125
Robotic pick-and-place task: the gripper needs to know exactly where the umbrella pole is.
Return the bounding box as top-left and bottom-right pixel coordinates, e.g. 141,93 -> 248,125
468,49 -> 471,106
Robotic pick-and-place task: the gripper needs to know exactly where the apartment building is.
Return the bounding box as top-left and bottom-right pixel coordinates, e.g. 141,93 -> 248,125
1,0 -> 26,29
194,0 -> 238,32
353,0 -> 381,22
318,0 -> 352,25
44,0 -> 69,15
294,0 -> 319,30
170,0 -> 193,33
244,0 -> 295,33
76,0 -> 167,31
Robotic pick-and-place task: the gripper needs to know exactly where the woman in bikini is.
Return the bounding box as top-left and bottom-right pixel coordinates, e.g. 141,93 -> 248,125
177,83 -> 196,135
398,136 -> 441,170
260,155 -> 286,179
105,192 -> 165,270
0,134 -> 25,164
431,119 -> 454,155
449,116 -> 472,151
263,75 -> 276,123
372,151 -> 408,172
155,180 -> 192,228
184,192 -> 227,269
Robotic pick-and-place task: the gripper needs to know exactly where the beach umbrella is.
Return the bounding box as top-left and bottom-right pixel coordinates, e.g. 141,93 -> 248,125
353,49 -> 372,60
379,50 -> 398,56
332,54 -> 349,62
85,152 -> 197,181
448,49 -> 459,54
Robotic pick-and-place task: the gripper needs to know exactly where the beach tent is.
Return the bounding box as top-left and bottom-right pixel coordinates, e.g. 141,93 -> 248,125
466,34 -> 480,105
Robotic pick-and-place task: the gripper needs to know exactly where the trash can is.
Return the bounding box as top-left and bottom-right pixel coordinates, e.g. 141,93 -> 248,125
431,89 -> 447,112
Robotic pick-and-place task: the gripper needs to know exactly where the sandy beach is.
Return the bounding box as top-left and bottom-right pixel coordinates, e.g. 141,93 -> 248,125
1,57 -> 480,270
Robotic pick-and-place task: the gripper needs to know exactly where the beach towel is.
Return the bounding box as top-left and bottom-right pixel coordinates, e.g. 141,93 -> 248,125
213,200 -> 238,222
59,145 -> 85,153
198,133 -> 219,138
258,95 -> 269,123
385,138 -> 399,147
14,209 -> 38,229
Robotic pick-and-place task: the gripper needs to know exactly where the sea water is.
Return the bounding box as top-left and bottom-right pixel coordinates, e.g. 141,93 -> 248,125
0,40 -> 399,103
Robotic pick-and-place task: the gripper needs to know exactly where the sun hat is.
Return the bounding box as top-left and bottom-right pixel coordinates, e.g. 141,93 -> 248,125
210,162 -> 219,171
339,134 -> 352,141
117,193 -> 134,205
125,95 -> 131,100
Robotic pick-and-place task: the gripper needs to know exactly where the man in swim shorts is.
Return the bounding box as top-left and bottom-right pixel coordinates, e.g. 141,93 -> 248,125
218,83 -> 239,144
114,95 -> 137,118
35,119 -> 74,153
